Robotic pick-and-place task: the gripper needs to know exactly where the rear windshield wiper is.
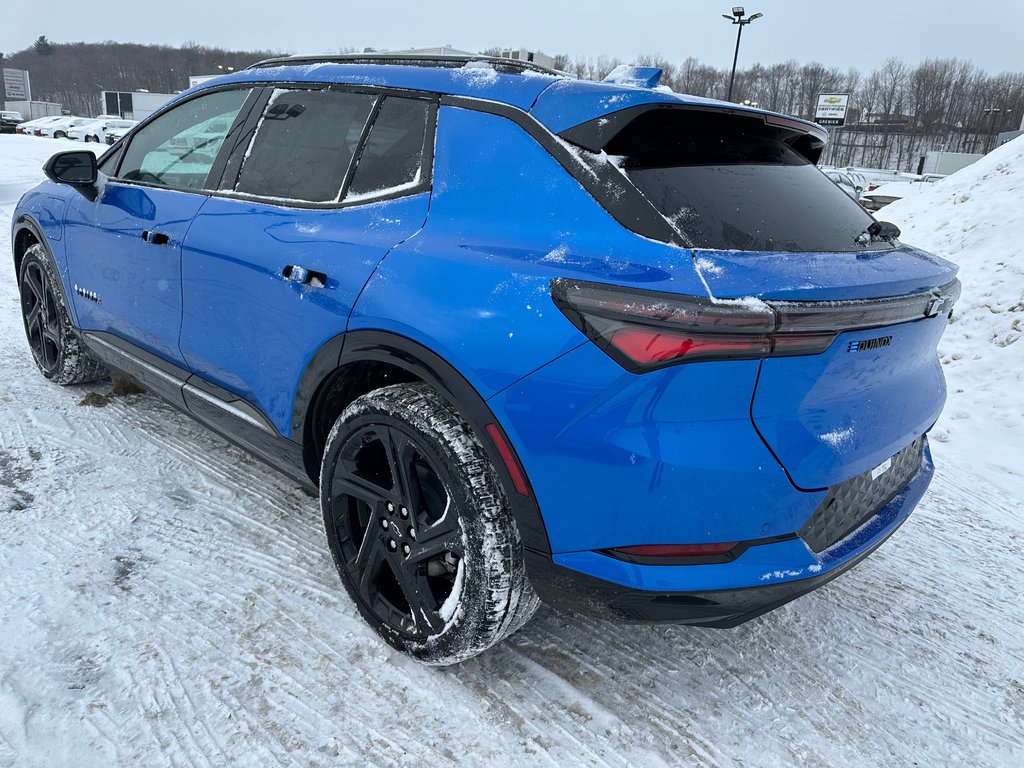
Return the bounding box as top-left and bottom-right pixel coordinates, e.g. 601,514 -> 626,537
856,220 -> 901,245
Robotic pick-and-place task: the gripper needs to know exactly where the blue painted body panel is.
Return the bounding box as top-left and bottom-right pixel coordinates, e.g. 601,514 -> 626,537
487,341 -> 824,554
752,316 -> 948,489
63,181 -> 209,363
180,193 -> 430,435
555,446 -> 932,592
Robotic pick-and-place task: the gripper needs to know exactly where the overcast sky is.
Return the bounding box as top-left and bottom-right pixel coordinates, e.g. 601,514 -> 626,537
4,0 -> 1022,74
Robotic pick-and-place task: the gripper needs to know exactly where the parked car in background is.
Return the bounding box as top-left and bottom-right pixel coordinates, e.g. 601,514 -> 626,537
845,167 -> 922,192
859,180 -> 931,211
1,111 -> 24,133
105,126 -> 131,145
69,118 -> 138,143
822,169 -> 864,200
36,116 -> 91,139
15,116 -> 63,135
12,54 -> 959,664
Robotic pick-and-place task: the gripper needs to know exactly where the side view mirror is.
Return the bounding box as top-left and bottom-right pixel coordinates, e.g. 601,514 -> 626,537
43,151 -> 97,186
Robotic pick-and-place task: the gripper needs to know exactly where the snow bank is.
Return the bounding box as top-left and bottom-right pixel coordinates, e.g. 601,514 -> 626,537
883,137 -> 1024,493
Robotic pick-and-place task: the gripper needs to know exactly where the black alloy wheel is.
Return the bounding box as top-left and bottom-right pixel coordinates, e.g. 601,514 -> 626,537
320,384 -> 539,664
18,244 -> 107,385
21,258 -> 64,377
328,422 -> 463,639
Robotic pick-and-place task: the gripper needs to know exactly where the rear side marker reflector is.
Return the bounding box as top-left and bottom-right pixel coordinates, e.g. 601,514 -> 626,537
614,543 -> 739,558
485,423 -> 530,497
551,277 -> 960,372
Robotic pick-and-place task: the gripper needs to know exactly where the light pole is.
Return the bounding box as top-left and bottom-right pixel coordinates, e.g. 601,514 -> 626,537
983,106 -> 1012,153
722,7 -> 762,102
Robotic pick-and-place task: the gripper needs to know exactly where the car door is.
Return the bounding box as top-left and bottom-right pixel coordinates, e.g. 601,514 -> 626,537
63,87 -> 256,365
178,88 -> 436,436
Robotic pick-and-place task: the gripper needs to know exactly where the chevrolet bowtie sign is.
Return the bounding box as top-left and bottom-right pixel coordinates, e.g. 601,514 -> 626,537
814,93 -> 850,127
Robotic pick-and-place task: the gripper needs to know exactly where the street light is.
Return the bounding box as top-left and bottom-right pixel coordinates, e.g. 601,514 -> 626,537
722,7 -> 762,102
983,106 -> 1012,153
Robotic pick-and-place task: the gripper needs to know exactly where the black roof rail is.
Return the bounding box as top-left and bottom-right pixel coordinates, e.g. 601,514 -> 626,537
245,53 -> 565,78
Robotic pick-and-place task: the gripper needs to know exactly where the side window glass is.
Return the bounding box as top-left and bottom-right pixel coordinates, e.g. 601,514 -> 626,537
346,97 -> 431,201
235,89 -> 376,203
117,89 -> 251,190
97,145 -> 123,176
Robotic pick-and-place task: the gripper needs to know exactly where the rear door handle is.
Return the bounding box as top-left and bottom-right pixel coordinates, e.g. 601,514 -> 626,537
282,264 -> 327,288
141,230 -> 169,245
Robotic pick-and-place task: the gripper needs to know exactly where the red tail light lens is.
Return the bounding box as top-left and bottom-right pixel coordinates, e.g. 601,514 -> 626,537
608,327 -> 769,365
613,543 -> 739,558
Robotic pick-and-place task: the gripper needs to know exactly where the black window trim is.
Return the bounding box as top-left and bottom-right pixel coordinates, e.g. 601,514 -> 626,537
214,83 -> 438,211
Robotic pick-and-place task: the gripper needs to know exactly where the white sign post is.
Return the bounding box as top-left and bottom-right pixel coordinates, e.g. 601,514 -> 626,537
814,93 -> 850,127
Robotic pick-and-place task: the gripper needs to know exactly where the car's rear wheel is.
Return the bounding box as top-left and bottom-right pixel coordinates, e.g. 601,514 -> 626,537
54,131 -> 65,139
19,244 -> 107,385
320,383 -> 539,665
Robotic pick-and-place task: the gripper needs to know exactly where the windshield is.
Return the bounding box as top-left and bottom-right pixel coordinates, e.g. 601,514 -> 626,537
605,110 -> 885,253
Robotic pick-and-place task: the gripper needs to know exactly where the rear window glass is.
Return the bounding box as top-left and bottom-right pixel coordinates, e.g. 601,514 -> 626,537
605,110 -> 884,252
236,89 -> 376,203
346,97 -> 430,200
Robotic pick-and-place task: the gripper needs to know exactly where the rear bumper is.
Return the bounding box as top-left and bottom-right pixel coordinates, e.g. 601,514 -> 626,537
526,443 -> 933,625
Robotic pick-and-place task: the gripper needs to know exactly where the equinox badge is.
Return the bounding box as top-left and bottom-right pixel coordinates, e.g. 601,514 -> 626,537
847,335 -> 892,352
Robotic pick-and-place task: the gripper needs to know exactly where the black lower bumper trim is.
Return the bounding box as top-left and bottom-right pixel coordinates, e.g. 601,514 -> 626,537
524,510 -> 906,626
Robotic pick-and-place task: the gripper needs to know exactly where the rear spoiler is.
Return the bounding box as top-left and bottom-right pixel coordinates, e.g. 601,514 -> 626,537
558,103 -> 829,164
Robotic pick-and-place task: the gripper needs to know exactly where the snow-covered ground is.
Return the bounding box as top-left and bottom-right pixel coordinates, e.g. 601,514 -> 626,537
1,133 -> 1022,767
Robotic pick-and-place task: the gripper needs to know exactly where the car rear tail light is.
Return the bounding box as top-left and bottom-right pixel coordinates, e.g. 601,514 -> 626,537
551,279 -> 835,371
551,277 -> 960,373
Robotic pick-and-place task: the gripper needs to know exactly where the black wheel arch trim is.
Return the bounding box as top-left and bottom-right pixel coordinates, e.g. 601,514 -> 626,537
12,216 -> 73,310
296,329 -> 552,556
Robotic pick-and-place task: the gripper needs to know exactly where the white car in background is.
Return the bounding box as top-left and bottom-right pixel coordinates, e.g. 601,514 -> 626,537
859,181 -> 931,211
36,116 -> 92,139
16,116 -> 64,135
68,117 -> 138,143
822,169 -> 865,200
104,125 -> 133,145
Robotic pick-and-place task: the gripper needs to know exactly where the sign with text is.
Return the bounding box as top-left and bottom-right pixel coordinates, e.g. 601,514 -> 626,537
3,68 -> 29,101
814,93 -> 850,127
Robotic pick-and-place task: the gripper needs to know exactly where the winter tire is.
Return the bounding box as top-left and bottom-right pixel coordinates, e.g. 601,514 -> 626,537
320,383 -> 539,665
54,131 -> 66,139
19,243 -> 107,385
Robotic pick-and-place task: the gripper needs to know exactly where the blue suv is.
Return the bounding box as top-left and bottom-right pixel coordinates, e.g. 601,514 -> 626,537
12,55 -> 959,664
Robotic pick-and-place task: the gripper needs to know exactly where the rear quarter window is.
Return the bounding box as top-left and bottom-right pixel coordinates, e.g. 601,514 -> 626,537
345,96 -> 432,200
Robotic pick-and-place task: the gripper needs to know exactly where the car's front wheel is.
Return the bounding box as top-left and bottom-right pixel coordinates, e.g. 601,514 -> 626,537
19,244 -> 107,385
320,383 -> 539,665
